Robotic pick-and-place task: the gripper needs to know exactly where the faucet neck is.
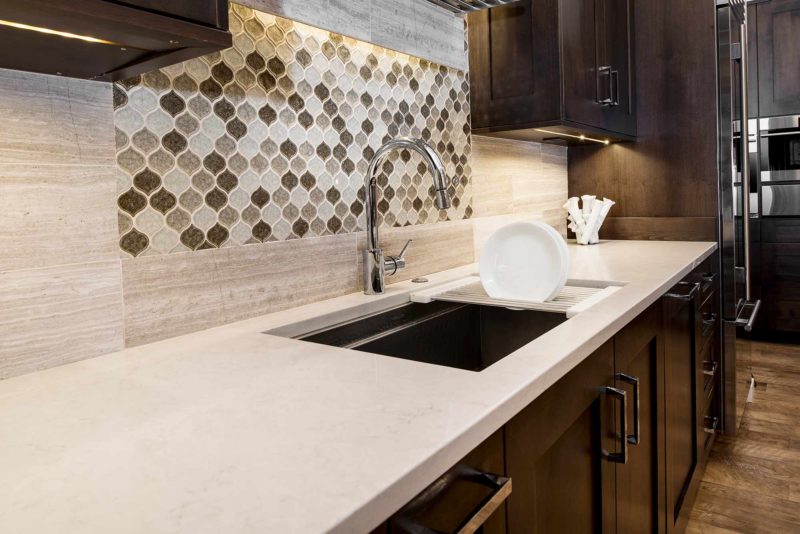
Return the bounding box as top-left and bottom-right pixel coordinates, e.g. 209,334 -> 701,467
363,138 -> 449,252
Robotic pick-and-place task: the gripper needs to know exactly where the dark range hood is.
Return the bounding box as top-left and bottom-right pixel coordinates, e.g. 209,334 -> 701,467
0,0 -> 231,82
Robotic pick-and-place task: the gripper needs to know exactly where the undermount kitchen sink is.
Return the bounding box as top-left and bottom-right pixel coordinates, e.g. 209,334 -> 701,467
271,301 -> 567,372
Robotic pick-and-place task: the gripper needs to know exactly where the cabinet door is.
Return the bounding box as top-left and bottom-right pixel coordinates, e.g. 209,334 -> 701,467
760,242 -> 800,331
562,0 -> 635,135
748,5 -> 760,118
600,0 -> 636,135
561,0 -> 605,129
663,289 -> 698,533
110,1 -> 227,28
467,0 -> 560,130
505,342 -> 617,534
757,0 -> 800,117
614,304 -> 664,534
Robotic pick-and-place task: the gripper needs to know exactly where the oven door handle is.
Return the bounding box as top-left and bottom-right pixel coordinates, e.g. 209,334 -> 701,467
759,130 -> 800,138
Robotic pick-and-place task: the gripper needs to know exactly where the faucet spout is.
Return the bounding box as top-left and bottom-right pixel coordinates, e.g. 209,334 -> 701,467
362,138 -> 452,294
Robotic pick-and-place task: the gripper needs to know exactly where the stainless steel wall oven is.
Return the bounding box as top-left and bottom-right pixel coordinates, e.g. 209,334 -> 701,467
760,114 -> 800,215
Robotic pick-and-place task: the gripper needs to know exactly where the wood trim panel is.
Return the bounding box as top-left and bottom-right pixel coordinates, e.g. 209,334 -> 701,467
568,0 -> 719,224
598,217 -> 718,241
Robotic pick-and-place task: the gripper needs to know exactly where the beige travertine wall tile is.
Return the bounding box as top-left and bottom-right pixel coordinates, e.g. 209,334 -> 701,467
238,0 -> 372,42
123,233 -> 360,345
472,136 -> 536,217
0,69 -> 114,165
0,69 -> 124,380
236,0 -> 467,70
364,219 -> 475,283
471,135 -> 568,236
122,250 -> 226,347
0,261 -> 124,379
0,165 -> 119,272
217,234 -> 360,323
512,143 -> 568,215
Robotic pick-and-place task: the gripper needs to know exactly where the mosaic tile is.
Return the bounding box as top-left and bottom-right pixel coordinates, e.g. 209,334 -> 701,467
114,5 -> 471,257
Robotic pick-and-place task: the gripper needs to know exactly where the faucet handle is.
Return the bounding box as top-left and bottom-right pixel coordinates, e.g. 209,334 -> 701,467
384,239 -> 412,276
398,239 -> 412,259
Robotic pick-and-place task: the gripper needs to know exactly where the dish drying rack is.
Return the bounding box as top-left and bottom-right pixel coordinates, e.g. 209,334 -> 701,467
410,276 -> 622,318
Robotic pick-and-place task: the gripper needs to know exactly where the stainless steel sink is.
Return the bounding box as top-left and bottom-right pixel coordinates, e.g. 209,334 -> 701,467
270,301 -> 567,372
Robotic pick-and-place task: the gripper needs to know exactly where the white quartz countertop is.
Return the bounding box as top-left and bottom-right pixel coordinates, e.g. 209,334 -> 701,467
0,240 -> 715,533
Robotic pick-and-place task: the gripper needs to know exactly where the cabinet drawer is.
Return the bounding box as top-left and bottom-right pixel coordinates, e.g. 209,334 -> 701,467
700,341 -> 718,394
696,291 -> 718,352
380,430 -> 508,534
761,218 -> 800,243
762,244 -> 800,283
701,387 -> 719,454
702,410 -> 719,453
685,256 -> 718,304
760,285 -> 800,332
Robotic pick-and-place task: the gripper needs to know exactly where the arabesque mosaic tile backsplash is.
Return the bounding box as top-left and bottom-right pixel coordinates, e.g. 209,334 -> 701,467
113,4 -> 472,257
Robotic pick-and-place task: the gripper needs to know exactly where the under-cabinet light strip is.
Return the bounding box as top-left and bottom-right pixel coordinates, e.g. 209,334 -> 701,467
0,19 -> 115,45
535,128 -> 610,145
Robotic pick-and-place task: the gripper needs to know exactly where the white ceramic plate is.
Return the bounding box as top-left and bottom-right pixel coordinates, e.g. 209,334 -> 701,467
479,221 -> 570,303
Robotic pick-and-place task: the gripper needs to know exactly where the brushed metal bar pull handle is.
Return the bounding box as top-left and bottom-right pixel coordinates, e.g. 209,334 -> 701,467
617,373 -> 640,445
603,386 -> 628,464
704,415 -> 719,435
736,20 -> 754,303
735,298 -> 762,332
610,69 -> 620,107
701,272 -> 717,283
745,299 -> 761,332
759,130 -> 800,138
393,464 -> 512,534
664,281 -> 700,300
702,361 -> 719,377
597,66 -> 613,105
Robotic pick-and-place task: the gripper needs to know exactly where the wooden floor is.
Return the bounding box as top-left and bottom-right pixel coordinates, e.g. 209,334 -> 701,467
686,340 -> 800,533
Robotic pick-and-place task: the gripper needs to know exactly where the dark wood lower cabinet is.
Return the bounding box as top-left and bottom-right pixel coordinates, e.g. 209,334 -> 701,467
377,266 -> 720,534
614,304 -> 664,534
373,430 -> 508,534
505,303 -> 664,534
505,340 -> 617,533
663,282 -> 699,533
663,263 -> 721,534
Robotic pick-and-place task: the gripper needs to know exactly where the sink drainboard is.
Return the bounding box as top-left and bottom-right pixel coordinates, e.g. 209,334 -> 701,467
410,275 -> 623,318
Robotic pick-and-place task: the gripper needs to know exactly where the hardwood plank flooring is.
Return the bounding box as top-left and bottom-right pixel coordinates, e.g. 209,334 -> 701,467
687,340 -> 800,533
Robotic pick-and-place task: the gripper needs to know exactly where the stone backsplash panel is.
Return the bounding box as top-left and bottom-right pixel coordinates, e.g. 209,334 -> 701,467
113,4 -> 472,257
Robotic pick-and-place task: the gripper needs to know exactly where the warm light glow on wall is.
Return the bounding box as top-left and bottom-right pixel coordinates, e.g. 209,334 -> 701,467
535,128 -> 610,145
0,19 -> 115,45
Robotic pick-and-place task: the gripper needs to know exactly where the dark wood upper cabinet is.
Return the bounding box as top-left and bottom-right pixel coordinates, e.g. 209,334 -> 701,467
467,0 -> 636,145
757,0 -> 800,117
0,0 -> 231,82
111,1 -> 227,28
748,5 -> 760,118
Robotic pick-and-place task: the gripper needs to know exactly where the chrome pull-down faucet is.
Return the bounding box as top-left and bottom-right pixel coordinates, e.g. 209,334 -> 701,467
362,138 -> 452,295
